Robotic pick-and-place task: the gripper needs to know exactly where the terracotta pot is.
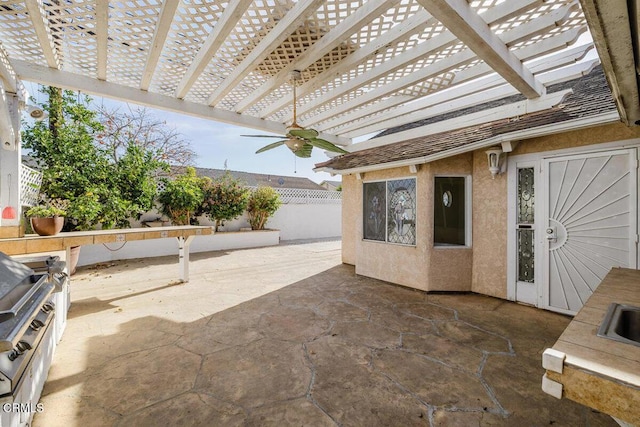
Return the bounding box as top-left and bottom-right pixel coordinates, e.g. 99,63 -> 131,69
30,217 -> 64,236
68,245 -> 81,275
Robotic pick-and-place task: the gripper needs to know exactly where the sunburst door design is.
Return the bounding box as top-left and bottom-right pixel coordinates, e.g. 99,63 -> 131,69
544,149 -> 637,314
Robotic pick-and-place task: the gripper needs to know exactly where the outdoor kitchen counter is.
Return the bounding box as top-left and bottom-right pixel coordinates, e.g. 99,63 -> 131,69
542,267 -> 640,426
0,226 -> 213,282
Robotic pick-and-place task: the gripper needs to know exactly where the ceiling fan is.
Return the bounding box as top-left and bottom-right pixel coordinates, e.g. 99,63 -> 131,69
242,70 -> 348,158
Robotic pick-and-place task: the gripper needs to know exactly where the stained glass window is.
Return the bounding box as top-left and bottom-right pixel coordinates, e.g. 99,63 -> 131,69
517,167 -> 535,283
363,182 -> 386,241
517,168 -> 535,224
363,178 -> 416,245
387,179 -> 416,245
517,229 -> 535,283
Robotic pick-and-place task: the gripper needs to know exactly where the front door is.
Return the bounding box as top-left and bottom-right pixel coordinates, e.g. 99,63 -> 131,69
542,149 -> 638,314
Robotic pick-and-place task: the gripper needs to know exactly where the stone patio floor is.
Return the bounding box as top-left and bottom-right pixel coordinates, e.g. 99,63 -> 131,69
33,239 -> 616,426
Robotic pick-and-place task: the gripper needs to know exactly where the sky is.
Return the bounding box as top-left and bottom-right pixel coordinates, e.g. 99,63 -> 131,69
25,81 -> 344,185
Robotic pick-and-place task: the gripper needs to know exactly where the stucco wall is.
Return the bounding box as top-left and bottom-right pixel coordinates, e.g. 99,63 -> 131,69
470,121 -> 640,299
471,151 -> 508,298
342,121 -> 640,300
355,167 -> 428,290
429,154 -> 474,292
341,153 -> 473,292
341,174 -> 357,265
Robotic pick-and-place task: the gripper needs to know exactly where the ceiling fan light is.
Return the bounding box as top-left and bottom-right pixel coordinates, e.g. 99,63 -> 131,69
284,138 -> 302,152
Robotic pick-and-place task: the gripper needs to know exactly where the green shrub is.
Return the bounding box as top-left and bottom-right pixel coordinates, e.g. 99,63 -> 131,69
247,186 -> 281,230
201,172 -> 249,231
26,205 -> 66,218
158,167 -> 204,225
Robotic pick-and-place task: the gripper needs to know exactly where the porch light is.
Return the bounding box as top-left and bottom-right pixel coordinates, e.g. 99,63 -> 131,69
485,147 -> 504,179
26,105 -> 48,122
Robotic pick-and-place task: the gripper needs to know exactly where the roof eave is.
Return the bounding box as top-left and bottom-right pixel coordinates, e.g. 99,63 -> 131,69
580,0 -> 640,126
314,111 -> 621,175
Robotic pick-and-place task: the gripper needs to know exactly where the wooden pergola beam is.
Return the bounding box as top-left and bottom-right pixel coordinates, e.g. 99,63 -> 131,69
303,1 -> 571,129
0,45 -> 18,93
580,0 -> 640,126
174,0 -> 253,98
417,0 -> 543,99
24,0 -> 60,69
140,1 -> 180,90
327,42 -> 593,137
11,59 -> 349,145
95,0 -> 109,80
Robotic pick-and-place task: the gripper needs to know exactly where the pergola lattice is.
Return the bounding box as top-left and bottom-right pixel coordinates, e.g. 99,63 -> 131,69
0,0 -> 637,151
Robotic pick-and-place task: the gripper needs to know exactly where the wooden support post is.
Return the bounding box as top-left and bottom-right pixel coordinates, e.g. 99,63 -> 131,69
177,235 -> 195,282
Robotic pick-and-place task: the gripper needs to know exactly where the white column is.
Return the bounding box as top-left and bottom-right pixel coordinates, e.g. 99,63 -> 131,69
177,235 -> 196,282
0,90 -> 22,227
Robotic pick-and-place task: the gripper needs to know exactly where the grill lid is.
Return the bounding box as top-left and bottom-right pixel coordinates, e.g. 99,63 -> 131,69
0,252 -> 35,296
0,253 -> 48,322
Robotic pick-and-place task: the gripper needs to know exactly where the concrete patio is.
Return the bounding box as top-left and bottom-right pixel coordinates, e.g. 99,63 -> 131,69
33,239 -> 615,426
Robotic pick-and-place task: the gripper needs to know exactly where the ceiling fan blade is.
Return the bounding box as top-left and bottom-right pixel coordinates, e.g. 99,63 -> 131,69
292,143 -> 313,158
307,138 -> 349,154
288,128 -> 318,139
256,140 -> 287,153
242,134 -> 288,138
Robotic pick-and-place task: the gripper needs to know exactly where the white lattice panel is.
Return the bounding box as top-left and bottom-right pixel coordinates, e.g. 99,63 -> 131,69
151,0 -> 227,96
0,2 -> 48,66
44,0 -> 98,76
0,0 -> 592,140
186,0 -> 289,105
20,165 -> 42,207
107,0 -> 163,87
256,187 -> 342,204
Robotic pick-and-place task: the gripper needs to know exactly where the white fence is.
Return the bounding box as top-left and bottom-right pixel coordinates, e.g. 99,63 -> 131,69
180,188 -> 342,241
262,188 -> 342,204
133,188 -> 342,240
79,187 -> 342,266
138,187 -> 342,241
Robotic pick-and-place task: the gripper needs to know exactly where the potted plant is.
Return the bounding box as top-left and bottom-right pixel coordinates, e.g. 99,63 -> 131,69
247,186 -> 281,230
26,204 -> 67,236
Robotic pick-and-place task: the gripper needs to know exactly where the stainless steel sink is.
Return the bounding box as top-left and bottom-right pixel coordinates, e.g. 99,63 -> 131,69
597,303 -> 640,347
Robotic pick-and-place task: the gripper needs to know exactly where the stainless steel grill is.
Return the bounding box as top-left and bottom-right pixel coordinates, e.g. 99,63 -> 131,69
0,253 -> 55,401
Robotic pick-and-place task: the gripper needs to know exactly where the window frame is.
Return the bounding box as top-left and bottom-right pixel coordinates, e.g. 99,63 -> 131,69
433,174 -> 472,248
362,177 -> 417,247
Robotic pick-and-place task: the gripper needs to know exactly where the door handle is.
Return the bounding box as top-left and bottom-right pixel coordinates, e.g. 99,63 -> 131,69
545,227 -> 556,242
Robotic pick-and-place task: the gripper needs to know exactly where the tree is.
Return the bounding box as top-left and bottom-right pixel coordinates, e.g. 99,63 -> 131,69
201,172 -> 249,231
157,167 -> 205,226
22,87 -> 167,231
96,105 -> 196,166
247,186 -> 282,230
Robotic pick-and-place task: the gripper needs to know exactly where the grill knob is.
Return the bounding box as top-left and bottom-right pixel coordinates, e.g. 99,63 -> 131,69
41,302 -> 55,313
30,319 -> 44,331
8,350 -> 18,361
16,341 -> 31,353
